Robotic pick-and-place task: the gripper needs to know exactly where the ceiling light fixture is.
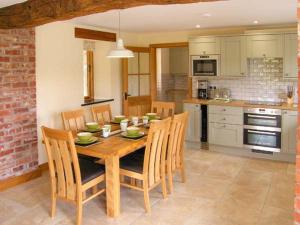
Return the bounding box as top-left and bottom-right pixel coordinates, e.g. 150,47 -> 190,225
253,20 -> 259,24
195,24 -> 201,28
202,13 -> 212,17
107,10 -> 134,58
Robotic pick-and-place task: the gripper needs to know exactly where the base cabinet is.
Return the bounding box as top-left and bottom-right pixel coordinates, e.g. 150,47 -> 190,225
282,110 -> 297,154
209,122 -> 243,147
184,103 -> 201,142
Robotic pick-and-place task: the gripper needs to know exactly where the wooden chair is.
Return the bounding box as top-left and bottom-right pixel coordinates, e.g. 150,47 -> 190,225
151,101 -> 175,119
166,112 -> 188,193
91,104 -> 112,125
119,118 -> 171,213
61,108 -> 86,133
41,126 -> 105,225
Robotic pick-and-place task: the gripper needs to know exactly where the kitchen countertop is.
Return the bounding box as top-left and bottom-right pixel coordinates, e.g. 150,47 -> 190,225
183,98 -> 298,111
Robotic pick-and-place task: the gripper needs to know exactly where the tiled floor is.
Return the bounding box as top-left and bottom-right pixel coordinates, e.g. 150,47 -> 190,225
0,149 -> 295,225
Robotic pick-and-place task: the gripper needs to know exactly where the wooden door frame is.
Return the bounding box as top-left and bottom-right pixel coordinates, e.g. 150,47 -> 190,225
122,46 -> 150,115
149,42 -> 192,101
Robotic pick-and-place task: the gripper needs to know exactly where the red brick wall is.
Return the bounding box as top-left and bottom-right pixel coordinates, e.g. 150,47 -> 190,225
0,28 -> 37,180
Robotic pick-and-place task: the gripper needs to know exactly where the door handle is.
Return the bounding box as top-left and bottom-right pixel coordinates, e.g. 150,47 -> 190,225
124,92 -> 130,100
248,130 -> 276,135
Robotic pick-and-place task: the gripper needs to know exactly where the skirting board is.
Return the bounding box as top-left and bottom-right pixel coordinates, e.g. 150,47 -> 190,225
0,163 -> 49,191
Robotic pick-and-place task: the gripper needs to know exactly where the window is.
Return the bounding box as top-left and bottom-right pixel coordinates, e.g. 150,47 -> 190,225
83,50 -> 94,100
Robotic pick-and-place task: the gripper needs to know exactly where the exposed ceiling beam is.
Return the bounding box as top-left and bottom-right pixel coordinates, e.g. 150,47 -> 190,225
0,0 -> 222,29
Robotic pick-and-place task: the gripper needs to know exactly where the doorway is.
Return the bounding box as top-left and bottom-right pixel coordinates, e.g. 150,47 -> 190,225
154,43 -> 189,113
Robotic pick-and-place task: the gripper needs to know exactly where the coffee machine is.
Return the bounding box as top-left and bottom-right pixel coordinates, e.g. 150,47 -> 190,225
197,80 -> 209,99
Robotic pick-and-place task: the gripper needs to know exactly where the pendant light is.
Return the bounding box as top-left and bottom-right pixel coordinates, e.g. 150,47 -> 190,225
107,10 -> 134,58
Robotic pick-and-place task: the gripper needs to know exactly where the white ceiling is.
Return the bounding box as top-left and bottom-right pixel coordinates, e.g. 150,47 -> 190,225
72,0 -> 297,32
0,0 -> 26,8
1,0 -> 297,32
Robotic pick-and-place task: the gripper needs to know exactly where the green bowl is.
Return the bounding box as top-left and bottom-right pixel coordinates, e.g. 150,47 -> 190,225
86,122 -> 99,130
126,127 -> 140,136
146,113 -> 157,120
114,115 -> 126,123
77,132 -> 92,142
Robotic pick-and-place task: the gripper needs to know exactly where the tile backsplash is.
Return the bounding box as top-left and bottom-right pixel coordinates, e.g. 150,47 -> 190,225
192,58 -> 298,103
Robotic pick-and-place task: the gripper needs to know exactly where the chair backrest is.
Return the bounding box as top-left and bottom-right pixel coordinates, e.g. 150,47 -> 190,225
91,104 -> 112,125
167,112 -> 188,172
61,109 -> 86,132
151,101 -> 175,119
41,126 -> 81,201
143,118 -> 171,188
127,96 -> 151,117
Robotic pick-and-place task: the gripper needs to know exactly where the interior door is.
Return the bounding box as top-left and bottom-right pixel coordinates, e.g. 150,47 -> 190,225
122,47 -> 152,116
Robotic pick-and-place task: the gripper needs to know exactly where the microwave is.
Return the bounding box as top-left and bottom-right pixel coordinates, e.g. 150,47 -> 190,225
191,55 -> 220,76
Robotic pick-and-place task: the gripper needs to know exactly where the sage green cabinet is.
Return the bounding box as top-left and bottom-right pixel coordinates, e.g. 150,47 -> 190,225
189,37 -> 220,55
208,105 -> 243,147
282,110 -> 297,154
209,123 -> 243,147
284,33 -> 297,79
246,34 -> 283,58
184,103 -> 201,142
220,36 -> 247,77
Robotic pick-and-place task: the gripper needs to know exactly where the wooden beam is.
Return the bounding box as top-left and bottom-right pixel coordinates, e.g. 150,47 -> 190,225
75,27 -> 116,42
149,42 -> 188,48
0,0 -> 222,29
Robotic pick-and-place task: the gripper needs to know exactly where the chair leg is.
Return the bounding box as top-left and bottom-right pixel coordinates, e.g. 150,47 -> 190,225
180,162 -> 186,183
120,175 -> 125,183
143,181 -> 151,213
76,201 -> 83,225
92,185 -> 98,195
130,178 -> 136,186
167,167 -> 173,194
51,192 -> 56,218
161,176 -> 168,199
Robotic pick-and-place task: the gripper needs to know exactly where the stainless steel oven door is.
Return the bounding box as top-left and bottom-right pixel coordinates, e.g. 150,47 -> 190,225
244,129 -> 281,152
244,113 -> 281,129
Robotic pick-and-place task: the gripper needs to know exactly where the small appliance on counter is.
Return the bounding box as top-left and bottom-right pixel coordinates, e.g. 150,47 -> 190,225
197,80 -> 209,99
287,85 -> 294,105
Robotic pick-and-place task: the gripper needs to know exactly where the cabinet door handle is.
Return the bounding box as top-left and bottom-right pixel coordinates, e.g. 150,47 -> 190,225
263,54 -> 266,58
240,72 -> 244,75
285,73 -> 289,76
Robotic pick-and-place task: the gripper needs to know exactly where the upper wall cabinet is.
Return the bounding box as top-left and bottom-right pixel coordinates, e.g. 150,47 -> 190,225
284,33 -> 297,79
246,34 -> 283,58
189,37 -> 220,55
220,36 -> 247,77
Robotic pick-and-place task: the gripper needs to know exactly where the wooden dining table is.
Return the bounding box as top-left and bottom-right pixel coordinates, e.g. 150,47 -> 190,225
75,123 -> 148,218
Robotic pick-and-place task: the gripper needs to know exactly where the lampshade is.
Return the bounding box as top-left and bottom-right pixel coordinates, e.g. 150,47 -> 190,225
107,38 -> 134,58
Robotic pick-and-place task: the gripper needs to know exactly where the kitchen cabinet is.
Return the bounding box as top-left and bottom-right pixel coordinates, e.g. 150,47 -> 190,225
209,105 -> 243,116
284,33 -> 298,79
246,34 -> 283,58
184,103 -> 201,142
209,123 -> 243,147
220,36 -> 247,77
208,105 -> 243,147
189,37 -> 220,55
282,110 -> 297,154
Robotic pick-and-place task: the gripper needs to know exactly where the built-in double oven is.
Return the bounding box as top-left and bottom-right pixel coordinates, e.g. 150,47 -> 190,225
243,108 -> 281,153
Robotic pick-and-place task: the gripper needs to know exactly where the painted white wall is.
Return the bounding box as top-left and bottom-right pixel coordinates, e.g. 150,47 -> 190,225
36,21 -> 137,164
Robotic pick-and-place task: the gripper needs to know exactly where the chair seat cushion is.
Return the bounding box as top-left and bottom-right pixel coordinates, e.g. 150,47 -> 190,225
124,147 -> 145,160
120,152 -> 144,174
79,158 -> 105,184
